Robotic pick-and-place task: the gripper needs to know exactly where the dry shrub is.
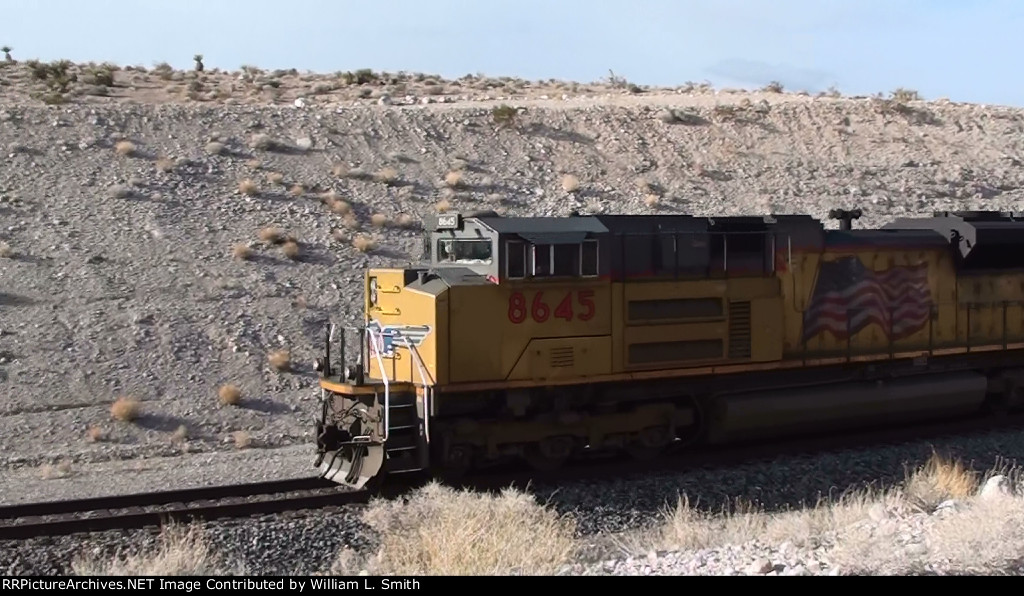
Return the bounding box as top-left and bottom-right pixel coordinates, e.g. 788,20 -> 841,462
71,523 -> 239,575
330,162 -> 348,177
561,174 -> 580,193
218,384 -> 241,406
444,171 -> 463,188
288,184 -> 305,197
155,157 -> 176,173
902,452 -> 980,512
245,158 -> 262,169
111,397 -> 140,422
374,167 -> 399,184
370,213 -> 388,228
86,426 -> 106,443
282,240 -> 301,260
644,194 -> 660,208
336,482 -> 575,575
231,244 -> 252,260
268,350 -> 290,371
329,199 -> 352,215
258,227 -> 285,244
238,179 -> 259,196
436,199 -> 452,213
352,235 -> 376,253
396,213 -> 416,229
266,172 -> 285,186
114,140 -> 136,156
0,242 -> 12,258
233,431 -> 252,449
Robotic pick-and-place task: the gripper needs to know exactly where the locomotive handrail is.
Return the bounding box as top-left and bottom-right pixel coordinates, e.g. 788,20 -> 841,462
366,325 -> 391,443
406,342 -> 434,444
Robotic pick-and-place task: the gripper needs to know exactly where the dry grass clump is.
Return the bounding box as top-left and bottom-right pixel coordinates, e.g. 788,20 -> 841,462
110,397 -> 140,422
0,242 -> 13,258
444,171 -> 464,188
901,452 -> 980,512
370,213 -> 388,228
328,197 -> 352,215
71,523 -> 239,575
218,384 -> 242,406
85,426 -> 106,443
231,243 -> 252,261
258,227 -> 285,244
238,179 -> 259,196
288,184 -> 305,197
644,194 -> 660,208
268,349 -> 290,371
634,488 -> 889,556
352,235 -> 376,253
155,157 -> 176,173
282,240 -> 301,260
561,174 -> 580,193
396,213 -> 416,229
114,140 -> 136,156
332,482 -> 576,575
266,171 -> 285,186
374,167 -> 399,185
436,198 -> 452,213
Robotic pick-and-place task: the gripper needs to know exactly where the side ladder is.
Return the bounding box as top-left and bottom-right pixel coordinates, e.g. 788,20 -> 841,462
368,327 -> 434,475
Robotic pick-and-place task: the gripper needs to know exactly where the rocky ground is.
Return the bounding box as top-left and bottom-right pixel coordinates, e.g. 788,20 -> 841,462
4,58 -> 1024,575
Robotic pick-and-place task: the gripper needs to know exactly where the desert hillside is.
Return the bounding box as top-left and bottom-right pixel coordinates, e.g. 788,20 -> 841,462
2,59 -> 1024,487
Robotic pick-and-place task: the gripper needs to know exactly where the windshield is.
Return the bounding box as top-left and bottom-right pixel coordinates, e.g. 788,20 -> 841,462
437,239 -> 492,264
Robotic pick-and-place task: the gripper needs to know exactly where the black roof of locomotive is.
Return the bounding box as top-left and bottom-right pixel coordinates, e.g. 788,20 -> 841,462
474,213 -> 824,235
883,211 -> 1024,260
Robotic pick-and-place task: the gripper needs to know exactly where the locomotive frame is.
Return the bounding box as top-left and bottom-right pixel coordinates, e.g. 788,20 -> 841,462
313,209 -> 1024,489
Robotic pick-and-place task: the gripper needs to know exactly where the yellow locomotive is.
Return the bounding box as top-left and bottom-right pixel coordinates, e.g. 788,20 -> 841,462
313,210 -> 1024,489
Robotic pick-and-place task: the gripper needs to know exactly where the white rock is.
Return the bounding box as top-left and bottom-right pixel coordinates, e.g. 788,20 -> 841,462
295,137 -> 314,151
981,475 -> 1013,500
746,558 -> 773,575
293,98 -> 306,108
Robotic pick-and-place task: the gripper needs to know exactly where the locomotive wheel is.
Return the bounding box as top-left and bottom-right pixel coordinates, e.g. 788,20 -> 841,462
624,426 -> 671,461
523,436 -> 575,472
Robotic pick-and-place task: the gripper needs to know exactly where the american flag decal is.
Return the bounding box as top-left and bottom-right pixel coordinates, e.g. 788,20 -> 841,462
802,256 -> 933,342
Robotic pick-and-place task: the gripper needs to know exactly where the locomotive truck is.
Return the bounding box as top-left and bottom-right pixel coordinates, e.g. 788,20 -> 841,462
313,209 -> 1024,489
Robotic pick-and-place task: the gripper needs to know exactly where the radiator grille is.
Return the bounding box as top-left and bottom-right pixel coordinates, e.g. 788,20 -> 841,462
549,346 -> 575,368
728,301 -> 752,360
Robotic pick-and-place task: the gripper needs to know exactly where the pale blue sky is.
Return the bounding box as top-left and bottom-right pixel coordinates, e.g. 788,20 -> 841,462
5,0 -> 1023,106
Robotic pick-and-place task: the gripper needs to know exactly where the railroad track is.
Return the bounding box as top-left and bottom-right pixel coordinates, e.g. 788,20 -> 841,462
0,477 -> 372,541
5,411 -> 1024,541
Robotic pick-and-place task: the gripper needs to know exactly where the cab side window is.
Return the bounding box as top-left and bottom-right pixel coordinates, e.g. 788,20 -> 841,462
507,241 -> 526,279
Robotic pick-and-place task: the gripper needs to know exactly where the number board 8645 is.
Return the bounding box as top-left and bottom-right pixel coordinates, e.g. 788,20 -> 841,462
507,289 -> 596,324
